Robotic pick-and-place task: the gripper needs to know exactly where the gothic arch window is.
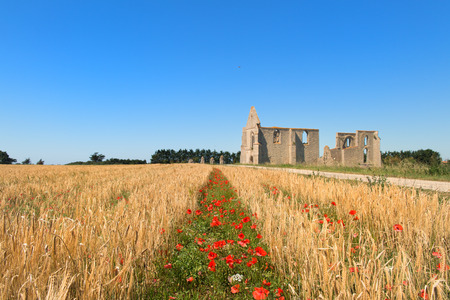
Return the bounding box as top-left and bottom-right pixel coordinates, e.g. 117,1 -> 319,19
251,132 -> 255,150
302,131 -> 308,144
364,135 -> 368,146
344,137 -> 352,148
273,130 -> 281,144
363,148 -> 368,163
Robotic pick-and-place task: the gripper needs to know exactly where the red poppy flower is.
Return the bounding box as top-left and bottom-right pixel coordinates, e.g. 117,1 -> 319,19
275,288 -> 283,297
251,224 -> 257,229
262,279 -> 271,286
226,254 -> 234,264
349,267 -> 358,273
238,233 -> 245,240
187,277 -> 193,282
349,210 -> 356,215
187,209 -> 192,214
255,246 -> 267,257
195,210 -> 202,216
393,224 -> 403,231
238,240 -> 247,247
242,216 -> 251,223
257,234 -> 262,239
208,259 -> 216,272
231,284 -> 240,294
331,201 -> 336,206
432,251 -> 442,258
164,263 -> 172,269
208,252 -> 217,260
210,216 -> 222,227
175,244 -> 183,251
437,263 -> 450,271
418,289 -> 429,299
252,287 -> 269,299
213,240 -> 226,249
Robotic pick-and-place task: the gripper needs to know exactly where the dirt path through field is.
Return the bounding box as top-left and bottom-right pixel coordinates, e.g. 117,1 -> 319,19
235,165 -> 450,192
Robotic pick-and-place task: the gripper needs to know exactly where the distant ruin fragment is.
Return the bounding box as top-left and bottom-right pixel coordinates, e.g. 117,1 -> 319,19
240,106 -> 381,167
319,131 -> 382,167
219,155 -> 224,165
200,156 -> 205,164
210,157 -> 215,164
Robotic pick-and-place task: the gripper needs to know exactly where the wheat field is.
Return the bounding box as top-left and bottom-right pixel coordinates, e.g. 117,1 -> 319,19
0,164 -> 212,299
1,164 -> 448,299
222,166 -> 449,299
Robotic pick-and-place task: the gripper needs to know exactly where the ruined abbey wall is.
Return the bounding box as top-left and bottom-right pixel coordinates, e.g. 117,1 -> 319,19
241,107 -> 382,167
257,127 -> 319,164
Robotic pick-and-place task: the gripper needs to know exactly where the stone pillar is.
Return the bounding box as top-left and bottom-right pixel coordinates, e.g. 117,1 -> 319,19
219,155 -> 224,165
210,157 -> 215,164
188,159 -> 193,163
200,156 -> 205,164
288,129 -> 296,164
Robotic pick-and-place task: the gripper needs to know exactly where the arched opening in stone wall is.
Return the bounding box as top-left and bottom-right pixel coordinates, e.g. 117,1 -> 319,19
251,132 -> 254,150
344,137 -> 352,148
302,131 -> 308,144
363,148 -> 368,163
249,156 -> 253,163
273,130 -> 280,144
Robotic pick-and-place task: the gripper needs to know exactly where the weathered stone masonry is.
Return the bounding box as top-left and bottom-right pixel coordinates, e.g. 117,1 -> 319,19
240,107 -> 382,167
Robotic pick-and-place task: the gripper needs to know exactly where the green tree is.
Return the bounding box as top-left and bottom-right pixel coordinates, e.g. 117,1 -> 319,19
90,152 -> 105,163
36,159 -> 44,165
22,158 -> 32,164
0,150 -> 17,164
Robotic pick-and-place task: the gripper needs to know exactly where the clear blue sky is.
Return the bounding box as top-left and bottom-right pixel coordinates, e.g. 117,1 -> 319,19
1,0 -> 449,164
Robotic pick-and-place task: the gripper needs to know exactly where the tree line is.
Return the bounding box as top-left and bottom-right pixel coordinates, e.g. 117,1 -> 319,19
150,149 -> 241,164
67,152 -> 146,165
3,148 -> 445,166
381,149 -> 443,166
0,151 -> 44,165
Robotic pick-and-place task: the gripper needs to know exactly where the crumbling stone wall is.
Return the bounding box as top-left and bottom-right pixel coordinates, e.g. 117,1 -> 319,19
241,107 -> 381,167
321,130 -> 382,167
240,107 -> 319,165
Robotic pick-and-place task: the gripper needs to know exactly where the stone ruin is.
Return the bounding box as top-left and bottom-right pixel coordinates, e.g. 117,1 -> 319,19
219,155 -> 224,165
200,156 -> 205,164
210,157 -> 215,164
319,131 -> 381,166
240,106 -> 381,167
